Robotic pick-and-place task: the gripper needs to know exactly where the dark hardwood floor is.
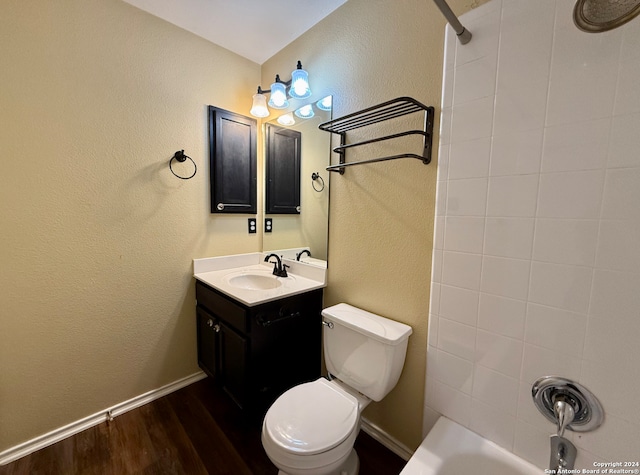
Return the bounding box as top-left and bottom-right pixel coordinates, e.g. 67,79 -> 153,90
0,378 -> 407,475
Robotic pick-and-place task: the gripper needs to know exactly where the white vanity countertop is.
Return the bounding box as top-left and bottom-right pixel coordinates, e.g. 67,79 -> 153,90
193,252 -> 327,306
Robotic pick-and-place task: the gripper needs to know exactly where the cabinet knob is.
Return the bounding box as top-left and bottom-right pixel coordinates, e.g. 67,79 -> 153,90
206,319 -> 221,332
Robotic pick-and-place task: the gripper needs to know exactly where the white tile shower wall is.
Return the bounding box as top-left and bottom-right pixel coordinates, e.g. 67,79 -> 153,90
426,0 -> 640,466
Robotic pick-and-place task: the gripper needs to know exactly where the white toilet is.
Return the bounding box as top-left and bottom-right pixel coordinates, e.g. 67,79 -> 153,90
261,303 -> 413,475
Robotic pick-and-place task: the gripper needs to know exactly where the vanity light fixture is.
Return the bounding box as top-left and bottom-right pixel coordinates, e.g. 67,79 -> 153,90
294,104 -> 315,119
316,96 -> 332,111
250,92 -> 269,118
277,113 -> 296,126
268,80 -> 289,109
250,60 -> 311,118
289,64 -> 311,99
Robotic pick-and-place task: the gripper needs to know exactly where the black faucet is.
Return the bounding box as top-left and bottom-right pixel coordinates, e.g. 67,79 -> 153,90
296,249 -> 311,261
264,253 -> 289,277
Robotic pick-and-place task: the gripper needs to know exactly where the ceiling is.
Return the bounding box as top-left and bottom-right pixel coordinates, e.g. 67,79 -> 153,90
122,0 -> 348,64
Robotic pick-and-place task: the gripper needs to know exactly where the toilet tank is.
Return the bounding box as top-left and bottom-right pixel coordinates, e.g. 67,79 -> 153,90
321,303 -> 413,402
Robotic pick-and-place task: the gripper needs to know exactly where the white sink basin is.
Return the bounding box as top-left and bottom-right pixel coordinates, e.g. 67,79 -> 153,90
194,256 -> 326,306
227,273 -> 282,290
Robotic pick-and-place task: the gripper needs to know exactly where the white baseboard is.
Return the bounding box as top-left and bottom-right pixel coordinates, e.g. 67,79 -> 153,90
0,371 -> 207,466
360,416 -> 414,461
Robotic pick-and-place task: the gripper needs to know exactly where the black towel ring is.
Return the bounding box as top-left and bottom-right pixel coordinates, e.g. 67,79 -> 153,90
311,172 -> 325,192
169,150 -> 197,180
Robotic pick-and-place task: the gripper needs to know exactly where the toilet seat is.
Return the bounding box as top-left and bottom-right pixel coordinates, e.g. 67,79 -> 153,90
264,378 -> 359,456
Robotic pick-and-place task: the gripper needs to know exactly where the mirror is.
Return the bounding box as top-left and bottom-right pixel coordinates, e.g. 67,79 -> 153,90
265,123 -> 301,215
262,96 -> 332,267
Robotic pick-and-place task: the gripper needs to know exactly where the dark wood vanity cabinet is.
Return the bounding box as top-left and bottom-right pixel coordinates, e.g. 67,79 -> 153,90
196,281 -> 322,415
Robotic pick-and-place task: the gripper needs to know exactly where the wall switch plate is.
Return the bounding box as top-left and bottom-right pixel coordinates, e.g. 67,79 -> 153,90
265,218 -> 273,233
248,218 -> 257,234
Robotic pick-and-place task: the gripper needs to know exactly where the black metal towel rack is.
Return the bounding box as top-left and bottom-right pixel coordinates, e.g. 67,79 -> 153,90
318,97 -> 435,174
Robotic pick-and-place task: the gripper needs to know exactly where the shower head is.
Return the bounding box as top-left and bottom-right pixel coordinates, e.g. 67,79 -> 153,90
574,0 -> 640,32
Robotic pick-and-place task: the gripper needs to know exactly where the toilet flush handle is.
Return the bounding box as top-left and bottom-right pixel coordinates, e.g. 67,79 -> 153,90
322,320 -> 334,329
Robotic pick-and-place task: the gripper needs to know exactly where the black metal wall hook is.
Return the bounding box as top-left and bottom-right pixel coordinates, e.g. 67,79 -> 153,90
169,150 -> 197,180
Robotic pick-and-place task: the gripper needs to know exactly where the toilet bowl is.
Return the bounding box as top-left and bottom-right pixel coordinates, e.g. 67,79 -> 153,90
262,378 -> 366,475
261,303 -> 413,475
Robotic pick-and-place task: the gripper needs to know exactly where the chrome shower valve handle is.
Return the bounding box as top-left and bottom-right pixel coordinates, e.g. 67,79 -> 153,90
532,377 -> 604,474
531,376 -> 604,433
553,397 -> 575,438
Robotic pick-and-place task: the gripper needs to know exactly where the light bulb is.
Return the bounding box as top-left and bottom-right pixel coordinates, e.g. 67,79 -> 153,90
268,81 -> 289,109
277,113 -> 296,126
250,93 -> 269,118
316,96 -> 332,111
294,104 -> 314,119
289,67 -> 311,99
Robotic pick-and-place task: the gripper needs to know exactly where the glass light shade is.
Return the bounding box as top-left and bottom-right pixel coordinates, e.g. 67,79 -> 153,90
268,82 -> 289,109
294,104 -> 314,119
289,68 -> 311,99
277,113 -> 296,126
250,93 -> 269,118
316,96 -> 332,111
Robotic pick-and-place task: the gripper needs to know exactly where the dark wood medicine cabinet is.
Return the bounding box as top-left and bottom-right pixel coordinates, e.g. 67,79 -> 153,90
208,106 -> 257,214
208,106 -> 306,219
265,124 -> 302,215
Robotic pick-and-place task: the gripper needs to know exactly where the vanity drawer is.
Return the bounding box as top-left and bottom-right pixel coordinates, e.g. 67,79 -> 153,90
252,291 -> 322,328
196,280 -> 247,333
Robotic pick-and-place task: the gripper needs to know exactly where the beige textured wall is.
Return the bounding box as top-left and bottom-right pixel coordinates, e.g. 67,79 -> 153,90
263,0 -> 486,450
0,0 -> 259,451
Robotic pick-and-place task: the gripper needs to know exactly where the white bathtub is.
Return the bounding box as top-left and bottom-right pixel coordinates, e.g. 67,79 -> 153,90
400,417 -> 542,475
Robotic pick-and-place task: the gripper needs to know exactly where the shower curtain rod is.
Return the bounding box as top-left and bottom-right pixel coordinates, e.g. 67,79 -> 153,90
432,0 -> 472,44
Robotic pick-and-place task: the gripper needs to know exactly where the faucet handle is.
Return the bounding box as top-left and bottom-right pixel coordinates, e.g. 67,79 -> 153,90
270,261 -> 280,275
553,398 -> 575,438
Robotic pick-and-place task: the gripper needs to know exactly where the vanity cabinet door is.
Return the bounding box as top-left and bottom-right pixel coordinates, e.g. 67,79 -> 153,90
218,321 -> 248,409
250,291 -> 322,407
196,307 -> 219,379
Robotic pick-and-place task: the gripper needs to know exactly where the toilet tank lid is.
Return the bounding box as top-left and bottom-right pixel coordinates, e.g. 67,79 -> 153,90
321,303 -> 412,345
